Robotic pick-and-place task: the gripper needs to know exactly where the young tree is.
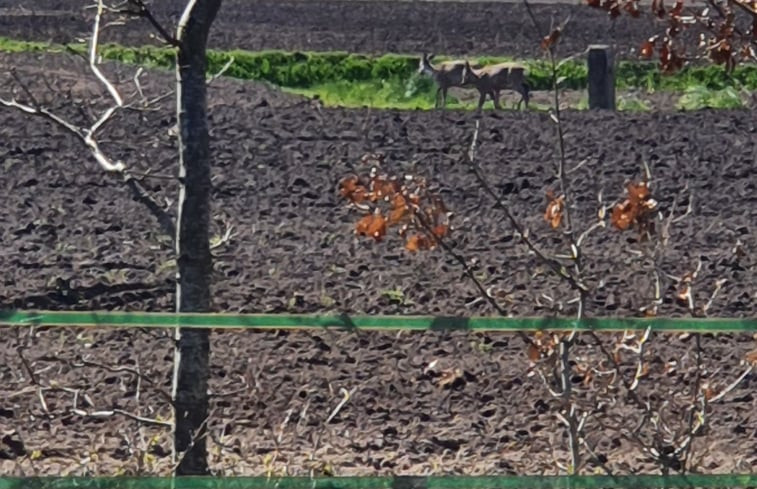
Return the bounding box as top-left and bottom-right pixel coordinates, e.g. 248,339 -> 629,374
587,0 -> 757,71
1,0 -> 222,475
172,0 -> 223,476
339,3 -> 755,474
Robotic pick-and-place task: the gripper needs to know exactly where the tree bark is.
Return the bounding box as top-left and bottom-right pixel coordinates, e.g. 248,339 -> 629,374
172,0 -> 222,476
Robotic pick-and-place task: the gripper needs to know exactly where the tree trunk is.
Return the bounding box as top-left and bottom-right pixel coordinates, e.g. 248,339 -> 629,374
172,0 -> 222,476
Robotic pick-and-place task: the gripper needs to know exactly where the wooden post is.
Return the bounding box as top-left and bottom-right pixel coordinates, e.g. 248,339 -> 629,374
587,45 -> 615,110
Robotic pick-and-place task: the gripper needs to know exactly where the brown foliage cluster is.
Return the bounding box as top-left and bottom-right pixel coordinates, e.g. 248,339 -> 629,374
544,178 -> 658,239
527,330 -> 571,362
339,154 -> 451,252
588,0 -> 757,72
540,27 -> 563,51
544,190 -> 566,229
611,179 -> 658,237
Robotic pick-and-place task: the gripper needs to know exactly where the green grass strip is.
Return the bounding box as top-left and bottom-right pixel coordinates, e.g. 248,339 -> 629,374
2,474 -> 757,489
0,310 -> 755,332
2,36 -> 757,92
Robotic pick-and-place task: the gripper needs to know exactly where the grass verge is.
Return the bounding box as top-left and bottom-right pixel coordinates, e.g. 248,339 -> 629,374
1,36 -> 755,110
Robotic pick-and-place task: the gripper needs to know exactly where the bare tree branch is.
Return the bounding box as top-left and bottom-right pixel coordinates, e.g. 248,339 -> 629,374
708,365 -> 754,403
125,176 -> 177,237
90,1 -> 124,108
72,407 -> 172,428
464,120 -> 589,293
414,210 -> 536,349
207,56 -> 235,85
2,32 -> 177,240
126,0 -> 181,47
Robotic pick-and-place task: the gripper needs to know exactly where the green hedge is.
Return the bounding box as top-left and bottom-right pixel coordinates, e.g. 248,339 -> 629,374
210,50 -> 418,87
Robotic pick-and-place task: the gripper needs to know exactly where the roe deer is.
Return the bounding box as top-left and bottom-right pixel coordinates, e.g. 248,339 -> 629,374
418,53 -> 477,109
461,60 -> 530,111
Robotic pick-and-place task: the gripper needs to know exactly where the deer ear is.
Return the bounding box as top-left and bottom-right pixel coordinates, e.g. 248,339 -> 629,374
428,54 -> 436,61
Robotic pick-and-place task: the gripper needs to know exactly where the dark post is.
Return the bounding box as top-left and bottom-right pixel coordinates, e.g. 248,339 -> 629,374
587,45 -> 615,110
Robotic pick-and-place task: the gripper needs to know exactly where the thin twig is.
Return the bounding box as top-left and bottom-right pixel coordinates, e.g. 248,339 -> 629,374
17,345 -> 39,386
133,67 -> 145,101
522,0 -> 545,39
72,407 -> 173,428
125,176 -> 176,238
126,0 -> 181,47
207,56 -> 235,85
325,387 -> 356,424
10,68 -> 40,106
170,411 -> 212,473
680,333 -> 703,470
464,120 -> 588,293
1,71 -> 175,240
708,365 -> 753,403
414,211 -> 536,348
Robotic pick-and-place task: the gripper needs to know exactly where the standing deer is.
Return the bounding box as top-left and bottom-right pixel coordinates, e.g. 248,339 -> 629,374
461,60 -> 530,111
418,53 -> 476,109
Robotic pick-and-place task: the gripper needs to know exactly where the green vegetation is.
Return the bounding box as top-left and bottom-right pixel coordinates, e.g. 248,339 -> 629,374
676,85 -> 745,110
0,37 -> 50,53
617,94 -> 652,112
287,76 -> 469,110
2,36 -> 755,111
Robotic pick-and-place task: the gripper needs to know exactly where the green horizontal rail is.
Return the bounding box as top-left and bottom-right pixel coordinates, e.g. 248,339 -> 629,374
0,310 -> 755,332
1,475 -> 757,489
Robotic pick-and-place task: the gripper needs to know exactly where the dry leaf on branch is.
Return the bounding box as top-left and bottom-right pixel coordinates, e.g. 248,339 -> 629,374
405,234 -> 434,252
544,189 -> 566,229
437,368 -> 464,388
526,331 -> 567,361
624,0 -> 641,17
744,349 -> 757,366
641,36 -> 659,59
541,28 -> 562,51
355,213 -> 387,241
339,156 -> 452,252
590,0 -> 755,71
611,179 -> 657,238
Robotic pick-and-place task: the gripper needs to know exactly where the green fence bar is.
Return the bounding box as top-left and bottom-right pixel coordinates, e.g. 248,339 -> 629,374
1,310 -> 756,332
1,475 -> 757,489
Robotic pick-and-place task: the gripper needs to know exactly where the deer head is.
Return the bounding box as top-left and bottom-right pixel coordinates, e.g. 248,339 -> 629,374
418,53 -> 436,75
461,60 -> 479,84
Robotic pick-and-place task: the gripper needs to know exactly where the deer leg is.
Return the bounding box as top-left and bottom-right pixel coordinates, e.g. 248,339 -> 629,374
491,89 -> 502,110
517,92 -> 527,110
477,90 -> 487,112
441,87 -> 448,109
435,87 -> 442,109
519,82 -> 530,110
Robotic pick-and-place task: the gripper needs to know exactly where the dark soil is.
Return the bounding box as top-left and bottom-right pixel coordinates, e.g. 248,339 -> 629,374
1,0 -> 690,59
2,51 -> 755,318
1,2 -> 756,477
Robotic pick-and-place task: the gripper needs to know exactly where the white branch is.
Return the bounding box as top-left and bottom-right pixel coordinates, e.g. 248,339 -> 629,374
207,56 -> 235,85
708,365 -> 753,403
72,407 -> 172,428
702,278 -> 727,314
89,105 -> 118,135
0,97 -> 125,172
0,97 -> 83,137
177,0 -> 200,41
91,0 -> 123,107
325,387 -> 355,424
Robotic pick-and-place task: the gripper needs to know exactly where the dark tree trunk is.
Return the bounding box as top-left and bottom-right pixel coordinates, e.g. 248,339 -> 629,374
172,0 -> 222,476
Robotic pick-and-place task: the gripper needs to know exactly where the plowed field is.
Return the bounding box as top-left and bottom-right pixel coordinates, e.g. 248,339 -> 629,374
1,1 -> 756,477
